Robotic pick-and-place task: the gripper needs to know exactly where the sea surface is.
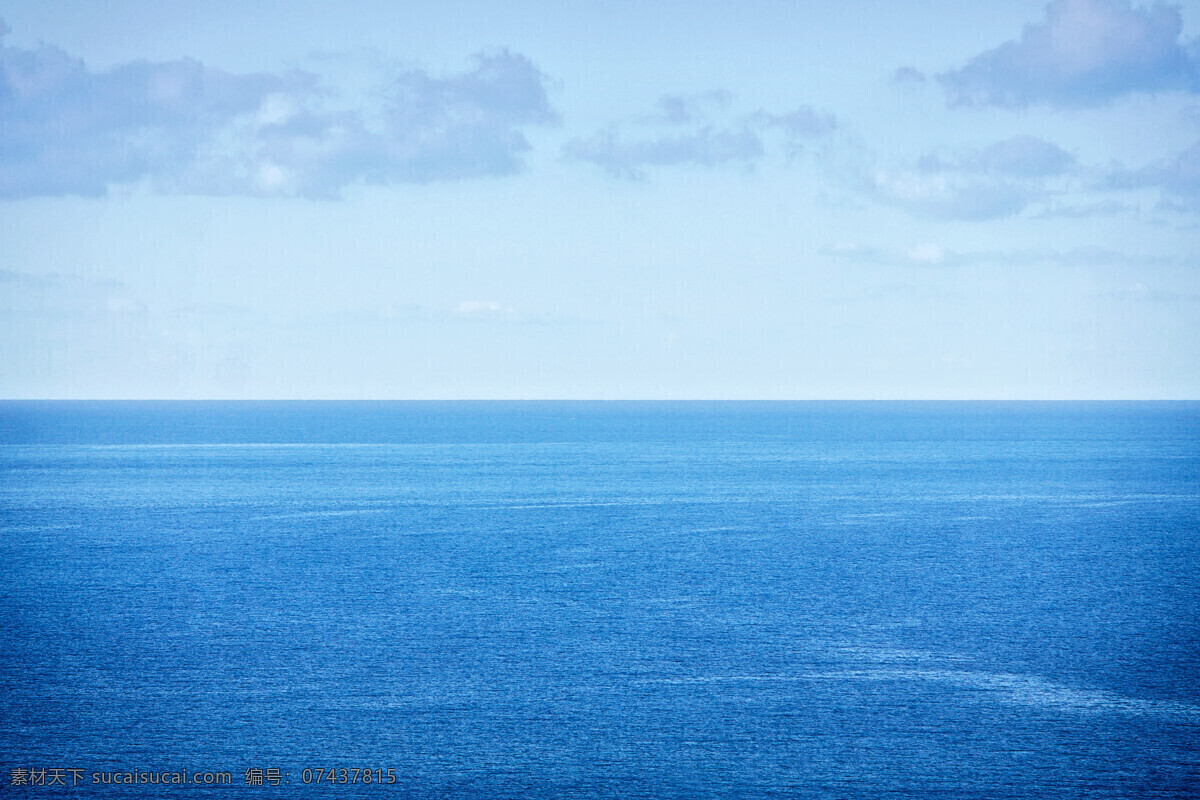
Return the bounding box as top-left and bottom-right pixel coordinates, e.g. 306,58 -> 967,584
1,401 -> 1197,798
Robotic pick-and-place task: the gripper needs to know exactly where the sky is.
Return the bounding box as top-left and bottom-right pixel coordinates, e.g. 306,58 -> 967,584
1,0 -> 1199,399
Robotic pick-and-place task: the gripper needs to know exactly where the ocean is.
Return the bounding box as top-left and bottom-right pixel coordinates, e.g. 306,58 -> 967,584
1,401 -> 1197,798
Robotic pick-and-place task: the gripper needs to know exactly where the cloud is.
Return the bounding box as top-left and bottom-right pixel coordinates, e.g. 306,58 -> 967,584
455,300 -> 530,323
1101,282 -> 1199,303
868,169 -> 1038,219
0,267 -> 57,287
0,21 -> 557,198
968,135 -> 1077,177
224,49 -> 558,195
564,93 -> 835,179
451,300 -> 578,325
0,26 -> 306,198
821,241 -> 1186,268
863,136 -> 1074,219
649,90 -> 732,124
751,105 -> 838,157
106,296 -> 148,315
563,126 -> 763,179
892,66 -> 927,84
0,268 -> 128,290
1033,198 -> 1134,218
938,0 -> 1200,107
456,300 -> 515,317
906,243 -> 950,264
914,136 -> 1076,178
1106,137 -> 1200,209
0,267 -> 149,319
820,242 -> 966,267
376,49 -> 557,183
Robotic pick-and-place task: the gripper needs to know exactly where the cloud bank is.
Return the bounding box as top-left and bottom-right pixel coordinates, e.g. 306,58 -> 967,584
0,21 -> 556,198
939,0 -> 1200,107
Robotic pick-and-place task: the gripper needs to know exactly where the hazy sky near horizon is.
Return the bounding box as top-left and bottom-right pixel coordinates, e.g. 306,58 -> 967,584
2,0 -> 1199,399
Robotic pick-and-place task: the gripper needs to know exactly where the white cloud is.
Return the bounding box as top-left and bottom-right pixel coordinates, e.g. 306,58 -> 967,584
907,243 -> 948,264
456,300 -> 517,318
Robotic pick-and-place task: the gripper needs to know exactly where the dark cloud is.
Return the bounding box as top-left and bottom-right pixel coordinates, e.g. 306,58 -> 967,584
0,21 -> 557,198
938,0 -> 1200,107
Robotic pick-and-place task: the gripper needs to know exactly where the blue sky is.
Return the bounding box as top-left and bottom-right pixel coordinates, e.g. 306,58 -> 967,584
2,0 -> 1199,398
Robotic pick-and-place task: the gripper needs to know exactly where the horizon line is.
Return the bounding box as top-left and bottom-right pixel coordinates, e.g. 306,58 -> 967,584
3,398 -> 1199,404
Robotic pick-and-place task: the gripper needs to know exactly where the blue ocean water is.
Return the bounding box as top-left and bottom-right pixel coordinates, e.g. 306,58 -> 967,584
1,401 -> 1197,798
